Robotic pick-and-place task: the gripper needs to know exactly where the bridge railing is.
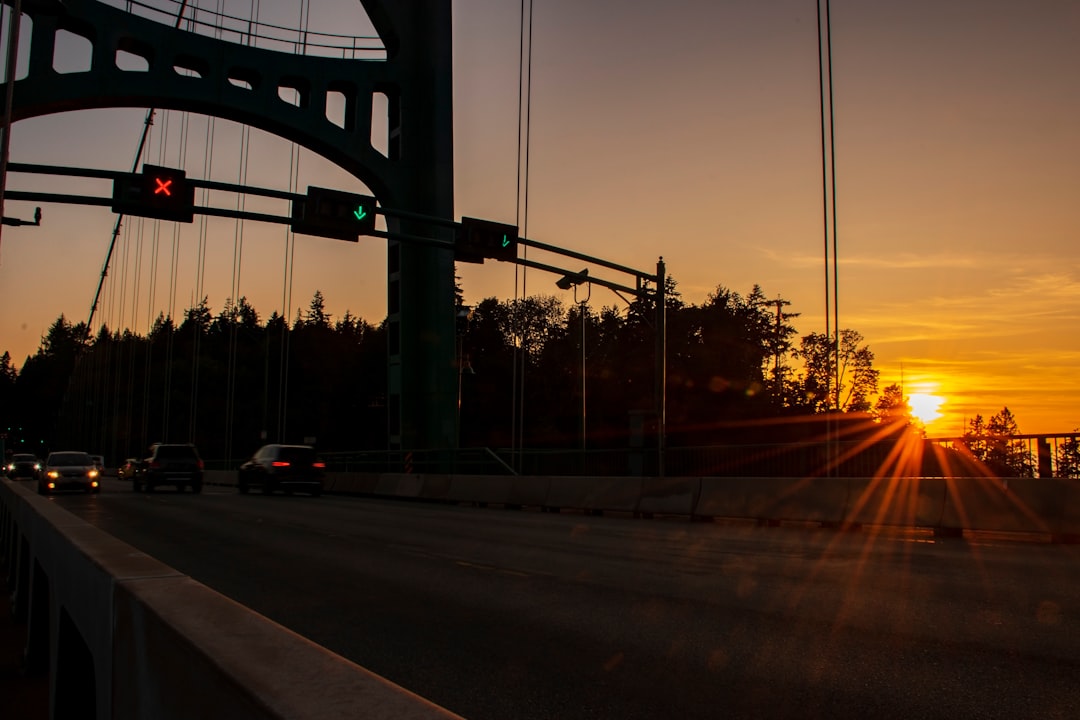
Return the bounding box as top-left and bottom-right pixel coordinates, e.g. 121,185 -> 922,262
0,478 -> 464,720
205,433 -> 1080,479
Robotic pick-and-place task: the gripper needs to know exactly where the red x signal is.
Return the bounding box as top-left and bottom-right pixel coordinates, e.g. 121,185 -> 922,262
154,177 -> 173,196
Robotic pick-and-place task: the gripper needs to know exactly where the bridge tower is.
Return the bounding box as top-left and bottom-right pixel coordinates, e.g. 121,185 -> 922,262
1,0 -> 456,454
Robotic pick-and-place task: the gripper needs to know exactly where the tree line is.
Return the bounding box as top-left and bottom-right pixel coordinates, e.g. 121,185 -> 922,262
0,279 -> 1066,476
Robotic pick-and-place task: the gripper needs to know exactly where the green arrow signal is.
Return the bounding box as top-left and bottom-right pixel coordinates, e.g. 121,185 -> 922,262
501,234 -> 510,248
353,206 -> 368,221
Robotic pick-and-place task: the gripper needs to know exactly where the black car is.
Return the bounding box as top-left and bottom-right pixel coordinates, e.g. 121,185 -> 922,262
238,444 -> 324,496
40,451 -> 101,494
6,453 -> 42,480
134,443 -> 204,493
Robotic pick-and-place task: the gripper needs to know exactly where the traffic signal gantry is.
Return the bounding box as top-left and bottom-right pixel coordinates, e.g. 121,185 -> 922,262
7,160 -> 667,471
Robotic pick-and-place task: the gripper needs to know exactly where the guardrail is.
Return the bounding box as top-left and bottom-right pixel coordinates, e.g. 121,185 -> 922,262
202,469 -> 1080,542
0,479 -> 465,720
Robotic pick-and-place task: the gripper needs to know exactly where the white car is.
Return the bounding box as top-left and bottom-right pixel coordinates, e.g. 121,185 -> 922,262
40,451 -> 101,495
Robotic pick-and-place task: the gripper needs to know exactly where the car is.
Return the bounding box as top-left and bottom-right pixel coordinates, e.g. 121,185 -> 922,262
117,458 -> 140,480
6,453 -> 43,481
134,443 -> 204,493
238,444 -> 325,496
39,451 -> 101,494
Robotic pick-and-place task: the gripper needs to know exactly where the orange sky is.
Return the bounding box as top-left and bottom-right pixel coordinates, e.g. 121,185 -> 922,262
1,0 -> 1078,437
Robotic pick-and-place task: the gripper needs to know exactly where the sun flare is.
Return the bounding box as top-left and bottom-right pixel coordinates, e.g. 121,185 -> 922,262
908,393 -> 944,425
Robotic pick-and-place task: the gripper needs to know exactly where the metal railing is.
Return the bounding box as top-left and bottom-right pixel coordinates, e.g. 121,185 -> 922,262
201,434 -> 1077,479
109,0 -> 386,59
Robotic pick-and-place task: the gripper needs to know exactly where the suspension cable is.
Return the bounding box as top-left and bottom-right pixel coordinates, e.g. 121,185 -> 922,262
511,0 -> 534,466
277,0 -> 309,442
188,0 -> 222,443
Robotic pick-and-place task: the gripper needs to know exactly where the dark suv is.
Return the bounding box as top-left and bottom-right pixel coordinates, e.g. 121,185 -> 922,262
134,443 -> 204,493
238,444 -> 324,496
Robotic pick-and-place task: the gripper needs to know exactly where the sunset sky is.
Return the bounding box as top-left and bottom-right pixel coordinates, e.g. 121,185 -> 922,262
0,0 -> 1077,437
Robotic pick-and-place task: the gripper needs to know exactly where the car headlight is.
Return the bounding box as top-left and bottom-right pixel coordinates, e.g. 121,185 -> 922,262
88,469 -> 99,479
47,470 -> 60,479
34,463 -> 42,470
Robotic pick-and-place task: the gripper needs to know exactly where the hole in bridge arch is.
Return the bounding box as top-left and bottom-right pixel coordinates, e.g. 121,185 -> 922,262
278,87 -> 300,107
0,9 -> 32,81
53,29 -> 92,74
326,90 -> 347,130
116,49 -> 149,72
173,54 -> 208,79
371,91 -> 389,158
227,67 -> 259,91
277,77 -> 310,109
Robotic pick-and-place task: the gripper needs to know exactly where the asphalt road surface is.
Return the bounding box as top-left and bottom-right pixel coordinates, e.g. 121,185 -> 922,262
43,478 -> 1080,720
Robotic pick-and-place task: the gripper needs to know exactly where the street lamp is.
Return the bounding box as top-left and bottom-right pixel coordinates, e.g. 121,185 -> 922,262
455,306 -> 474,450
556,270 -> 591,453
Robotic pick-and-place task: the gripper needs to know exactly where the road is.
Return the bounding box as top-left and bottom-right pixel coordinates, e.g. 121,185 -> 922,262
40,478 -> 1080,720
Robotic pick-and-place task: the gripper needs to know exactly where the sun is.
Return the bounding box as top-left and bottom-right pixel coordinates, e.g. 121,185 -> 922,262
908,393 -> 944,425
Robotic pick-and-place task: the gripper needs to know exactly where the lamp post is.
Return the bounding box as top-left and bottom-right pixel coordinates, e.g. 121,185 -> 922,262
455,306 -> 473,451
556,270 -> 590,454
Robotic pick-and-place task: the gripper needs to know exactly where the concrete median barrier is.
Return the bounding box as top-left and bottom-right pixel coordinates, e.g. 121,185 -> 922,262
1052,481 -> 1080,539
507,475 -> 550,508
637,477 -> 700,517
845,476 -> 947,528
206,470 -> 236,487
447,475 -> 513,505
326,472 -> 380,495
939,477 -> 1067,535
695,477 -> 849,525
544,476 -> 641,514
418,475 -> 452,501
375,474 -> 424,498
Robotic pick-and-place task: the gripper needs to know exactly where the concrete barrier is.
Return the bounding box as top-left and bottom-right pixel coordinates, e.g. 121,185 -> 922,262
939,477 -> 1067,535
1053,480 -> 1080,539
0,479 -> 463,720
544,476 -> 641,514
327,472 -> 380,495
375,474 -> 424,498
507,475 -> 550,508
637,477 -> 700,516
418,475 -> 452,501
844,476 -> 947,528
206,469 -> 236,487
446,475 -> 514,505
695,477 -> 849,525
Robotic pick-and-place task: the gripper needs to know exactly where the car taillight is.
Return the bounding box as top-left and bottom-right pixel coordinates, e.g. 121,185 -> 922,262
197,460 -> 204,470
272,461 -> 290,467
149,460 -> 162,469
313,462 -> 326,469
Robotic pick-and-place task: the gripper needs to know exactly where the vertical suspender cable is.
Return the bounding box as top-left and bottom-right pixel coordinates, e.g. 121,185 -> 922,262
512,0 -> 534,468
161,108 -> 191,440
189,0 -> 222,444
224,0 -> 260,464
825,0 -> 840,408
816,0 -> 831,405
276,0 -> 308,443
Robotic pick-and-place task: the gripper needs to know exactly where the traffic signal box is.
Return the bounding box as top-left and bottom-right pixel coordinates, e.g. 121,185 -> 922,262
111,164 -> 195,223
291,186 -> 378,241
455,217 -> 518,263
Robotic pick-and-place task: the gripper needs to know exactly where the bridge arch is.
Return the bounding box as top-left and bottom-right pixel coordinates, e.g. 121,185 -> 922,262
2,0 -> 457,453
